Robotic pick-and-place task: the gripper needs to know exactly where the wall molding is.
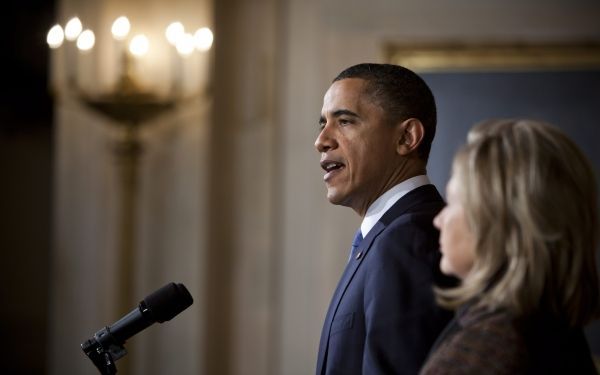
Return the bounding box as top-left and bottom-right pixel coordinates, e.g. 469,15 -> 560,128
386,42 -> 600,72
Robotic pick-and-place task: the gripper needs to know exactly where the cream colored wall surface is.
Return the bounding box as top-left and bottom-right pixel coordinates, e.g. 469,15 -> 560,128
49,98 -> 121,375
132,101 -> 209,375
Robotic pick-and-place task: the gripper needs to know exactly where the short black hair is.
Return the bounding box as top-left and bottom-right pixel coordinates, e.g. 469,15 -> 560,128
333,63 -> 437,162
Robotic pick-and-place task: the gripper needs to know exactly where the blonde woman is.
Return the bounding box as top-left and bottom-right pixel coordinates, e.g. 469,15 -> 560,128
421,119 -> 600,374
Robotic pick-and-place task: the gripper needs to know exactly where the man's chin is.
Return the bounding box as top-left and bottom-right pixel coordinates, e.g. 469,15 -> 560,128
326,190 -> 348,206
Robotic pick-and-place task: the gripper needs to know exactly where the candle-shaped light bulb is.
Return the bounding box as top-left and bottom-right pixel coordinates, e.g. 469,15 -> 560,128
76,29 -> 95,51
176,33 -> 195,56
47,24 -> 65,48
64,17 -> 83,41
111,16 -> 131,40
194,27 -> 213,51
129,34 -> 149,57
165,22 -> 185,46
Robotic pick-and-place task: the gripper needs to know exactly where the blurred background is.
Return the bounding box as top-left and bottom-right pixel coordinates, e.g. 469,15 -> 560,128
1,0 -> 599,374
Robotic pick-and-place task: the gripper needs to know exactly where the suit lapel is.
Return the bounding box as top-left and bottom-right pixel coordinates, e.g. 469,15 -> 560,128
316,222 -> 385,374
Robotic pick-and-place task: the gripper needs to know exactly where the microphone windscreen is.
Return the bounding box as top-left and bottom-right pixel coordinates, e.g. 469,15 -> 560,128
143,282 -> 193,323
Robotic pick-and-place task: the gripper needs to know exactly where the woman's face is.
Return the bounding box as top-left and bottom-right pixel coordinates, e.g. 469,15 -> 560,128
433,173 -> 476,279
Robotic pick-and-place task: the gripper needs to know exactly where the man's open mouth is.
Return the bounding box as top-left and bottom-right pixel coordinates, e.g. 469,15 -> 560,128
320,160 -> 345,181
321,161 -> 344,172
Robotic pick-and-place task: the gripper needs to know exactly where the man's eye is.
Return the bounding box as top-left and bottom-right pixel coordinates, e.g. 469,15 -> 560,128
318,118 -> 327,130
339,118 -> 352,126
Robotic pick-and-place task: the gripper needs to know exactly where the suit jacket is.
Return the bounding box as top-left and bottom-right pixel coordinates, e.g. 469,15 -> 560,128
420,303 -> 598,374
316,184 -> 455,375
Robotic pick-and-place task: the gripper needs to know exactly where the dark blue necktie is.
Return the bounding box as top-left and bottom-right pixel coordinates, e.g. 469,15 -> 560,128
348,229 -> 363,261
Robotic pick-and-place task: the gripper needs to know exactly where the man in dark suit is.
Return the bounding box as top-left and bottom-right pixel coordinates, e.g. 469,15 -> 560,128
315,63 -> 454,374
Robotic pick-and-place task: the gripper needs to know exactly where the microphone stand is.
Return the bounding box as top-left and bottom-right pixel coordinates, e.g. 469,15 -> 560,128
80,282 -> 193,374
81,327 -> 128,374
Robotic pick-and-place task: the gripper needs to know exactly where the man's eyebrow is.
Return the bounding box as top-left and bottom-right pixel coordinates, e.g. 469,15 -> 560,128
318,109 -> 360,129
332,109 -> 359,118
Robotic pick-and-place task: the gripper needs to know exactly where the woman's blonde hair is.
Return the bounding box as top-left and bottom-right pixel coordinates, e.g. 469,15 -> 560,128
436,119 -> 600,326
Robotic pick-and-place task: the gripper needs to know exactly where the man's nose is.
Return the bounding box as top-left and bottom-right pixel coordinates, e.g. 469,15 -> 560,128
315,126 -> 336,152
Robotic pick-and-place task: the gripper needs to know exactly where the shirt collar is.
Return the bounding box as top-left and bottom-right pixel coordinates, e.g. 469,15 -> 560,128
360,175 -> 430,237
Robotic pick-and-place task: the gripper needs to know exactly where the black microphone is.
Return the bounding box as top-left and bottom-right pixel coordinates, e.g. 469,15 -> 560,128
81,282 -> 193,374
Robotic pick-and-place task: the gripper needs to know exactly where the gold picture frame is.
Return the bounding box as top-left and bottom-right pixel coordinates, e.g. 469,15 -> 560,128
386,43 -> 600,73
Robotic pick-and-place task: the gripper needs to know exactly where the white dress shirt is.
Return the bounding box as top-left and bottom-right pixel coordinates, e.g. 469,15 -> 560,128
360,175 -> 431,238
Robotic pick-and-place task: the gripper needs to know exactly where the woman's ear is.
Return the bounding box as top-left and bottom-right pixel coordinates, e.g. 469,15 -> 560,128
397,118 -> 424,156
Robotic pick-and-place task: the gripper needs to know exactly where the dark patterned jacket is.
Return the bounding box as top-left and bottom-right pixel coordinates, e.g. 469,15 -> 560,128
420,303 -> 598,374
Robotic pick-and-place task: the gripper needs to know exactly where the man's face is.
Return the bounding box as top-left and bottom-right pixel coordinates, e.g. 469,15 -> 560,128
315,78 -> 402,215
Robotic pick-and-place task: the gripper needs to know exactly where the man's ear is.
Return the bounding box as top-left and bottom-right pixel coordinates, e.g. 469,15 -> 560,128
396,118 -> 424,156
